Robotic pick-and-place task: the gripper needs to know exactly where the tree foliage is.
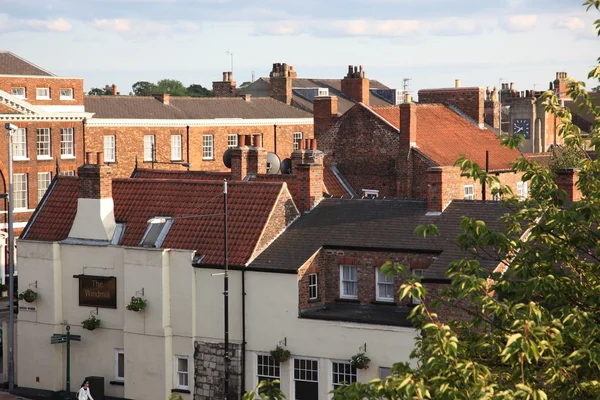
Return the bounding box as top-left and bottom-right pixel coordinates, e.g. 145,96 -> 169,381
547,144 -> 588,175
87,86 -> 113,96
132,81 -> 157,96
131,80 -> 213,97
187,83 -> 213,97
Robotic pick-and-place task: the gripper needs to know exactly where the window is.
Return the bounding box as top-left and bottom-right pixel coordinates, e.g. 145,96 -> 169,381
332,361 -> 357,390
202,135 -> 214,160
111,223 -> 126,245
340,265 -> 358,299
376,267 -> 394,302
379,367 -> 392,380
60,170 -> 75,176
13,128 -> 27,159
517,181 -> 528,199
463,184 -> 474,200
144,135 -> 155,162
104,135 -> 116,162
257,354 -> 280,387
36,88 -> 50,100
141,217 -> 174,248
36,128 -> 51,158
13,173 -> 28,210
308,273 -> 318,300
362,189 -> 379,199
60,128 -> 74,157
115,349 -> 125,381
227,134 -> 238,148
171,135 -> 182,161
293,132 -> 303,151
60,88 -> 73,100
11,87 -> 25,99
317,88 -> 329,97
174,356 -> 189,390
294,358 -> 318,400
37,172 -> 51,202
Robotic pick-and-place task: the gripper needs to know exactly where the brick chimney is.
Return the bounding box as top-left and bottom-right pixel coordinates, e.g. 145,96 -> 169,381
341,65 -> 369,105
213,71 -> 237,97
231,135 -> 252,181
556,168 -> 581,202
112,84 -> 118,96
484,86 -> 500,128
418,85 -> 485,128
292,139 -> 324,213
153,93 -> 170,105
68,152 -> 116,241
270,63 -> 297,105
553,72 -> 569,99
400,102 -> 417,149
313,96 -> 338,153
248,134 -> 267,175
427,166 -> 462,213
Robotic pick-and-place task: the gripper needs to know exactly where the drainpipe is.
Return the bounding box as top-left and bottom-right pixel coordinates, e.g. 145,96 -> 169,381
82,118 -> 87,160
186,125 -> 190,170
273,124 -> 277,155
241,268 -> 247,397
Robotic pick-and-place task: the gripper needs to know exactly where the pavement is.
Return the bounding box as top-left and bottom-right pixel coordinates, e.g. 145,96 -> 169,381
0,392 -> 30,400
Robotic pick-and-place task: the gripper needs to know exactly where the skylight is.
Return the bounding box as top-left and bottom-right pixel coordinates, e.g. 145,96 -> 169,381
140,217 -> 173,248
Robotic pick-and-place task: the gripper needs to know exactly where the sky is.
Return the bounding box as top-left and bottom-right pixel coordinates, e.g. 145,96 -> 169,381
1,0 -> 599,95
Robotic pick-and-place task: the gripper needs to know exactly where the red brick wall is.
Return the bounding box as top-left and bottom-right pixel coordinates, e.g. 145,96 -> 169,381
0,76 -> 85,106
298,248 -> 437,310
341,78 -> 369,105
419,88 -> 485,127
85,123 -> 314,178
295,164 -> 323,213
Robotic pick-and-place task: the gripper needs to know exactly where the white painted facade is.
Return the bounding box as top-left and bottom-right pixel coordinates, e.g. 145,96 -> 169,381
17,239 -> 417,400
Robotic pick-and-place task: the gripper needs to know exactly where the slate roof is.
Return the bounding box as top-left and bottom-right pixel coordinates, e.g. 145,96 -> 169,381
84,96 -> 313,119
248,198 -> 512,280
132,168 -> 231,180
240,77 -> 393,114
301,302 -> 412,327
0,51 -> 54,76
370,104 -> 522,171
22,177 -> 286,267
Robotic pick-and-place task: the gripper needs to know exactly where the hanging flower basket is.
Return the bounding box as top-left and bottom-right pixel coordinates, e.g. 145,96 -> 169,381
270,345 -> 291,363
82,315 -> 101,331
0,284 -> 9,293
18,288 -> 37,303
350,352 -> 371,369
126,296 -> 147,312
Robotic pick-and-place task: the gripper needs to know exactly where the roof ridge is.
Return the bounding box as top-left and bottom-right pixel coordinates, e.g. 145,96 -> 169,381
114,177 -> 286,187
3,51 -> 56,76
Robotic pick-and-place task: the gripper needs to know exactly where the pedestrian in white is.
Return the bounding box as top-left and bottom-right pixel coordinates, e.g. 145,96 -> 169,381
77,380 -> 94,400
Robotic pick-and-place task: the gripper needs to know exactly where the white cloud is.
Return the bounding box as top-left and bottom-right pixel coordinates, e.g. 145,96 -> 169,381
93,19 -> 132,33
91,18 -> 200,38
555,17 -> 585,31
0,15 -> 73,33
501,14 -> 537,32
429,17 -> 482,36
253,20 -> 303,36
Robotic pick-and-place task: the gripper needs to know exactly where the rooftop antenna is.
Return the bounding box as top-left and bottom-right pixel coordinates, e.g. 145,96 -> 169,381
251,70 -> 255,82
226,50 -> 234,76
403,78 -> 412,92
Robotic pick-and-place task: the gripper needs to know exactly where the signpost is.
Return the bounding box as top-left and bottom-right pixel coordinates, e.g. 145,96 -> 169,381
51,326 -> 81,395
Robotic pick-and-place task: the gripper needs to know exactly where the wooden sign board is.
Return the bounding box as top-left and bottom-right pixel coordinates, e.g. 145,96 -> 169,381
78,276 -> 117,308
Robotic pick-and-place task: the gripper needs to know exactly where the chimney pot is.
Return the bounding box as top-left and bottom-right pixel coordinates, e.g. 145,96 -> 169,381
299,139 -> 305,150
244,134 -> 252,146
455,79 -> 461,88
404,93 -> 412,103
309,138 -> 317,150
253,134 -> 262,148
86,151 -> 95,165
112,84 -> 117,96
96,152 -> 104,165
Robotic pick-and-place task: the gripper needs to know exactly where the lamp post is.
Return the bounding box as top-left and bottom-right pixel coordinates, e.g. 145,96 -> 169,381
4,122 -> 17,391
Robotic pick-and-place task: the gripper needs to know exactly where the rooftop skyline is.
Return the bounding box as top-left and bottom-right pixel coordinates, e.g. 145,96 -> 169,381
1,0 -> 598,94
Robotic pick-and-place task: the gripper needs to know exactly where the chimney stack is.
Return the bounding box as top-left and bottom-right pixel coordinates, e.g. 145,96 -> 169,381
292,140 -> 324,213
313,96 -> 339,157
68,152 -> 116,241
553,71 -> 569,99
153,93 -> 170,105
112,84 -> 118,96
400,102 -> 417,149
556,168 -> 581,202
269,63 -> 296,105
213,71 -> 237,97
231,135 -> 250,181
248,134 -> 267,175
341,65 -> 370,105
426,166 -> 462,213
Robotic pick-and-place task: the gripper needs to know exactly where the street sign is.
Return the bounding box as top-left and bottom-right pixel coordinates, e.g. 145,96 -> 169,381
49,325 -> 79,393
70,335 -> 81,341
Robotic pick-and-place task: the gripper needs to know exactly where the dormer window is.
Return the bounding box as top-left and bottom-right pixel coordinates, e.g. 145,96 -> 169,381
11,87 -> 26,99
111,223 -> 126,245
362,189 -> 379,199
60,88 -> 74,100
141,217 -> 174,248
317,88 -> 329,97
36,87 -> 50,100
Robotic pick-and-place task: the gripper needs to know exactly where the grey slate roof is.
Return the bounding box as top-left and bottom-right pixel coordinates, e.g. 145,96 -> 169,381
248,198 -> 512,280
0,51 -> 54,76
239,77 -> 392,114
84,96 -> 313,119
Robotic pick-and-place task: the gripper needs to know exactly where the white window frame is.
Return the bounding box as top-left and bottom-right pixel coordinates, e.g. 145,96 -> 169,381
376,267 -> 394,302
339,265 -> 358,299
463,184 -> 474,200
203,134 -> 214,160
362,189 -> 379,199
331,360 -> 357,390
13,173 -> 28,210
140,218 -> 174,248
60,170 -> 75,176
36,87 -> 50,100
37,172 -> 51,202
111,223 -> 126,245
13,128 -> 28,160
171,135 -> 182,161
11,87 -> 26,99
36,128 -> 51,159
293,357 -> 319,399
174,355 -> 189,390
517,181 -> 528,199
227,134 -> 238,148
317,88 -> 329,97
293,132 -> 303,151
60,128 -> 74,158
115,349 -> 125,382
59,88 -> 74,100
309,273 -> 318,300
104,135 -> 116,163
256,354 -> 280,388
144,135 -> 155,162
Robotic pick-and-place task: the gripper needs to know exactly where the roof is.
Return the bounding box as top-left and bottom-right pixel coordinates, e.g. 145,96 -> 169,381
84,96 -> 313,119
0,51 -> 54,76
23,176 -> 288,267
323,166 -> 353,197
301,302 -> 412,327
248,198 -> 512,279
371,104 -> 522,170
240,77 -> 393,114
565,92 -> 600,134
132,168 -> 231,180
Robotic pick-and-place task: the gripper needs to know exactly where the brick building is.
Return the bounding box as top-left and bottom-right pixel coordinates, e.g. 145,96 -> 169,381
0,51 -> 90,245
314,93 -> 524,201
84,93 -> 314,178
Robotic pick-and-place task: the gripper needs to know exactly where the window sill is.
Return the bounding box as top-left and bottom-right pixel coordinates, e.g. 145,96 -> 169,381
308,298 -> 321,303
60,98 -> 75,101
171,159 -> 184,163
371,300 -> 397,306
60,155 -> 76,160
202,158 -> 215,161
14,208 -> 34,213
335,297 -> 360,304
171,388 -> 191,394
13,158 -> 30,161
109,380 -> 124,386
37,156 -> 53,161
105,161 -> 117,164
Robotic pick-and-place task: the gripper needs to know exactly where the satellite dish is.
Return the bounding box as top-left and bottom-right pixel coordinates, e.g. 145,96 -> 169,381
223,149 -> 232,168
280,158 -> 292,175
266,152 -> 281,175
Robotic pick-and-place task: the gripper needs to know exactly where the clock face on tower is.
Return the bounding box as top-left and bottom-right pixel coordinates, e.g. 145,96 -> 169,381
513,119 -> 531,139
